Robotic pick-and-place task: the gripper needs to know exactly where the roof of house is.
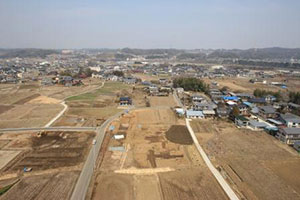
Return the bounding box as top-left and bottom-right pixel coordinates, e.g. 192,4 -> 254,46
120,97 -> 131,101
249,120 -> 268,128
249,98 -> 266,104
202,110 -> 216,115
280,113 -> 300,123
281,127 -> 300,135
236,115 -> 249,121
259,106 -> 276,114
223,96 -> 239,101
186,110 -> 204,117
288,102 -> 300,108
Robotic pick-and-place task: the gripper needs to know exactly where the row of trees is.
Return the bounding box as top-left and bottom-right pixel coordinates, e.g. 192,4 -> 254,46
289,92 -> 300,104
173,77 -> 208,93
59,68 -> 93,78
253,89 -> 281,100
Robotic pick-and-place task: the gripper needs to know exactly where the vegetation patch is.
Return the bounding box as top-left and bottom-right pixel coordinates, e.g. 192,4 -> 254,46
165,125 -> 193,145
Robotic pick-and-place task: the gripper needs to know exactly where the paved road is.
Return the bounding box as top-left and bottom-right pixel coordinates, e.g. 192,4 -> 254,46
173,91 -> 239,200
0,127 -> 96,132
70,109 -> 128,200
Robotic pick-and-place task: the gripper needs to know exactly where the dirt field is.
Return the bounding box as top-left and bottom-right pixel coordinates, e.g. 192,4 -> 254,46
0,130 -> 95,198
1,131 -> 95,172
0,150 -> 21,170
149,96 -> 177,107
1,171 -> 79,200
203,77 -> 293,93
91,108 -> 228,200
191,119 -> 300,200
0,104 -> 63,128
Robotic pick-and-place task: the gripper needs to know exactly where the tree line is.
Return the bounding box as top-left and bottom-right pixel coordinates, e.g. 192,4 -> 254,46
253,89 -> 281,100
173,77 -> 208,92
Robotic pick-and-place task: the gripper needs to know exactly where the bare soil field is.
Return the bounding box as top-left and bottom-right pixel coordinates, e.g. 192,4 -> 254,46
91,108 -> 227,200
0,150 -> 21,170
0,104 -> 63,128
204,77 -> 290,93
0,105 -> 14,115
149,96 -> 177,107
0,130 -> 95,199
2,131 -> 95,172
1,171 -> 79,200
92,173 -> 134,200
191,119 -> 300,200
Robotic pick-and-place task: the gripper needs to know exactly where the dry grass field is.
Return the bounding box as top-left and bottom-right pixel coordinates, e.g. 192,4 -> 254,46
190,119 -> 300,200
0,80 -> 105,128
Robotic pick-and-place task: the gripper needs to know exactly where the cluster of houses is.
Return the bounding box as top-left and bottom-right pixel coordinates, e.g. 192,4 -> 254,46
175,86 -> 300,152
41,76 -> 83,87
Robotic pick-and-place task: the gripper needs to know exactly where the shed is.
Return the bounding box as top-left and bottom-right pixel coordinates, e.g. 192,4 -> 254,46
186,110 -> 204,119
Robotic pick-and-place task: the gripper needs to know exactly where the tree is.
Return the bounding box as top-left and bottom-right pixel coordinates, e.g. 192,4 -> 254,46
173,77 -> 208,93
220,86 -> 229,92
289,92 -> 300,104
253,88 -> 281,101
231,105 -> 240,117
112,70 -> 124,77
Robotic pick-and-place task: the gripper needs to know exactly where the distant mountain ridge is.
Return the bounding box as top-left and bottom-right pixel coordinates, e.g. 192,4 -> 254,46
0,47 -> 300,60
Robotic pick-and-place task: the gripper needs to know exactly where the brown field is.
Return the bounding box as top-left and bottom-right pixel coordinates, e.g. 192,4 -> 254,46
0,104 -> 63,128
1,131 -> 95,172
149,96 -> 177,107
91,108 -> 227,200
204,77 -> 285,92
0,130 -> 95,199
1,171 -> 79,200
191,119 -> 300,200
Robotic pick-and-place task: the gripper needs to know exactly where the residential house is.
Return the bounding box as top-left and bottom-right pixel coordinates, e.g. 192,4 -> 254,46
202,110 -> 216,118
235,115 -> 249,127
186,110 -> 204,119
123,77 -> 137,84
191,95 -> 206,103
216,107 -> 229,118
248,120 -> 268,130
238,104 -> 249,116
258,106 -> 277,119
288,103 -> 300,112
250,78 -> 267,84
277,128 -> 300,145
293,141 -> 300,152
119,97 -> 132,106
236,93 -> 253,101
265,95 -> 276,104
249,98 -> 267,106
279,113 -> 300,128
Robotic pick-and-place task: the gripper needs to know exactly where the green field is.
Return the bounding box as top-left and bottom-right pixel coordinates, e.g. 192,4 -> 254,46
66,81 -> 131,101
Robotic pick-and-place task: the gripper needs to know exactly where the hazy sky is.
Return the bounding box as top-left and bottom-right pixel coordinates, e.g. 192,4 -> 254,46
0,0 -> 299,49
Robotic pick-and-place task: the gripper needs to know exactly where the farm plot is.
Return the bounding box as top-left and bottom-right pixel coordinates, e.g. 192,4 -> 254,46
149,96 -> 177,107
1,171 -> 79,200
92,108 -> 228,200
2,131 -> 95,172
191,119 -> 300,200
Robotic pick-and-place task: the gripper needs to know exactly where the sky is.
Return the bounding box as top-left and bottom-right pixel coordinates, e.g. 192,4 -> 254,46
0,0 -> 300,49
